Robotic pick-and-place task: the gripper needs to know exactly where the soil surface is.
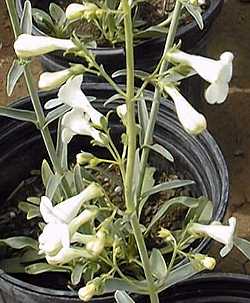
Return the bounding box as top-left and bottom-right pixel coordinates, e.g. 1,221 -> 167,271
1,0 -> 250,275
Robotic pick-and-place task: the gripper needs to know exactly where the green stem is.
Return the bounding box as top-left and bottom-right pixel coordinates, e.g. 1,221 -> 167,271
136,0 -> 182,201
5,0 -> 70,189
123,0 -> 136,213
122,1 -> 159,303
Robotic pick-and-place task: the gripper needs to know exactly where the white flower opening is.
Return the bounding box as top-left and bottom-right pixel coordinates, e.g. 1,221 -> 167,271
40,183 -> 103,224
14,34 -> 75,58
165,86 -> 207,135
38,183 -> 102,259
189,217 -> 236,257
78,283 -> 96,302
58,75 -> 103,125
167,50 -> 234,104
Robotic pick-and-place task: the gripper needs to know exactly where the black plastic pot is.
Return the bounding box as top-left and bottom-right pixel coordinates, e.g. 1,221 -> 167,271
16,0 -> 223,73
159,273 -> 250,303
16,0 -> 223,106
0,84 -> 229,302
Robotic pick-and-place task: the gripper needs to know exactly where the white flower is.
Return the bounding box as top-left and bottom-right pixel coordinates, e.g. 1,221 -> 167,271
61,109 -> 103,144
39,69 -> 73,91
165,86 -> 207,135
167,50 -> 234,104
58,75 -> 103,125
40,183 -> 103,224
78,283 -> 96,302
14,34 -> 75,58
38,222 -> 70,256
188,217 -> 236,257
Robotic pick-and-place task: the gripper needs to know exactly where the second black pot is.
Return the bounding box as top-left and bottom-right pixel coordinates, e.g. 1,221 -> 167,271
0,83 -> 229,302
159,273 -> 250,303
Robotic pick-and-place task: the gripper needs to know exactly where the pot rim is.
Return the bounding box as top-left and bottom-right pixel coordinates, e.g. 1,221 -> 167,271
0,83 -> 229,299
15,0 -> 224,56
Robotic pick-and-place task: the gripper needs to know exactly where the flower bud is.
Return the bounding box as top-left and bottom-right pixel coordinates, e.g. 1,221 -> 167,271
165,86 -> 207,135
86,231 -> 105,256
191,254 -> 216,271
76,152 -> 95,165
158,228 -> 173,242
65,3 -> 85,20
39,69 -> 72,91
66,3 -> 101,21
78,283 -> 96,302
14,34 -> 75,58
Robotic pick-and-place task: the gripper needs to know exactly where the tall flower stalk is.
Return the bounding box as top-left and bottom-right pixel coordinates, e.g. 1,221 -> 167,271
2,0 -> 240,303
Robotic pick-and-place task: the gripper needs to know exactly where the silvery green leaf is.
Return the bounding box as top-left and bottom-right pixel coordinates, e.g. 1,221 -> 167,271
71,263 -> 85,285
21,249 -> 45,262
0,236 -> 38,250
132,149 -> 141,205
74,164 -> 85,193
234,237 -> 250,259
56,117 -> 68,171
21,1 -> 32,34
32,8 -> 54,32
142,180 -> 195,200
25,263 -> 70,274
44,104 -> 70,128
0,106 -> 36,123
44,98 -> 62,110
146,196 -> 199,233
103,278 -> 147,294
41,159 -> 54,188
159,262 -> 202,292
18,201 -> 40,220
115,291 -> 136,303
49,3 -> 66,26
0,258 -> 26,273
138,97 -> 148,144
184,4 -> 204,30
135,25 -> 169,39
150,248 -> 167,280
143,144 -> 174,162
104,94 -> 124,107
27,196 -> 40,205
138,167 -> 156,218
45,174 -> 63,201
6,60 -> 25,96
185,196 -> 213,225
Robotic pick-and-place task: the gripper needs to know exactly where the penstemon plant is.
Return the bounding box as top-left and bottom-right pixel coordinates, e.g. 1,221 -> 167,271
2,0 -> 250,303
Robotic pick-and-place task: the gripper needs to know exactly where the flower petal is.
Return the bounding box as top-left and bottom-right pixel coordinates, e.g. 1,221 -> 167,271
205,82 -> 229,104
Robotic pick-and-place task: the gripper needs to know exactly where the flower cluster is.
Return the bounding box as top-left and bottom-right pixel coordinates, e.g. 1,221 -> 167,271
39,183 -> 104,264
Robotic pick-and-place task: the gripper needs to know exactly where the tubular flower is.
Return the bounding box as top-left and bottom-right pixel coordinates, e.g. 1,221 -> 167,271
39,69 -> 73,91
58,75 -> 103,126
165,86 -> 207,135
14,34 -> 75,58
167,50 -> 234,104
188,217 -> 236,257
61,109 -> 103,144
40,183 -> 103,224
